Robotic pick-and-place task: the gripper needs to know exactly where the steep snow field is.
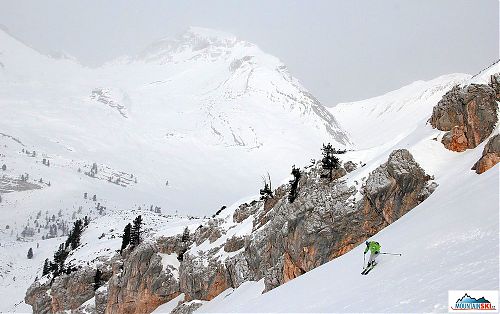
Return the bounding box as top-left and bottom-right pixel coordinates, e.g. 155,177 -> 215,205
190,66 -> 499,313
195,130 -> 499,313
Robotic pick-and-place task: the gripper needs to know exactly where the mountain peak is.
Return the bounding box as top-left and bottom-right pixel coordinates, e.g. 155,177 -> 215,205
135,26 -> 248,63
184,26 -> 237,42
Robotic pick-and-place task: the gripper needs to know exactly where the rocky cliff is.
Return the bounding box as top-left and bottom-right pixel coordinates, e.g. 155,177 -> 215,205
429,74 -> 499,152
26,148 -> 436,314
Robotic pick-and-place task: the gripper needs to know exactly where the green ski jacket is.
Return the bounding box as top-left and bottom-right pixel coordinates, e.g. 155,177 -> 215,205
364,241 -> 381,254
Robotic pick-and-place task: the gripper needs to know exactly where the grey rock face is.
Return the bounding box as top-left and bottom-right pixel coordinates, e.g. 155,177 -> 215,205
193,219 -> 225,245
179,253 -> 231,301
233,200 -> 260,223
362,149 -> 435,225
171,301 -> 203,314
50,267 -> 97,311
106,242 -> 180,314
25,264 -> 112,314
25,281 -> 52,314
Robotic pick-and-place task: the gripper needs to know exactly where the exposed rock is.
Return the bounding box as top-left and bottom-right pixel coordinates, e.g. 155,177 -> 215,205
490,73 -> 500,100
223,235 -> 246,253
362,149 -> 435,226
26,149 -> 438,313
25,264 -> 112,314
233,200 -> 261,223
193,219 -> 225,245
344,160 -> 357,173
95,286 -> 108,314
430,82 -> 498,151
442,126 -> 468,152
106,243 -> 180,314
50,267 -> 98,312
179,254 -> 231,301
171,301 -> 203,314
157,234 -> 190,256
225,252 -> 255,288
472,134 -> 500,174
25,280 -> 52,314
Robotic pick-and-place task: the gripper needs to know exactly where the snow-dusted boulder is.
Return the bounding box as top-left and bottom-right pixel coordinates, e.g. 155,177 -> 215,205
430,76 -> 498,152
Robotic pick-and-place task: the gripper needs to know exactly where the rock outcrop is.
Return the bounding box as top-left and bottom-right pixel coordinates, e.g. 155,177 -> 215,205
430,76 -> 499,152
25,264 -> 113,314
25,151 -> 437,314
472,134 -> 500,174
106,243 -> 180,314
25,280 -> 52,314
361,149 -> 437,229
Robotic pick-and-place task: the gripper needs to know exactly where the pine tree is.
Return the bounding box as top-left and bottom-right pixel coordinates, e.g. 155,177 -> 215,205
321,143 -> 340,180
66,219 -> 83,250
42,258 -> 50,276
120,223 -> 131,253
288,165 -> 301,203
27,247 -> 33,259
130,215 -> 143,247
93,269 -> 102,291
181,227 -> 190,242
53,243 -> 68,275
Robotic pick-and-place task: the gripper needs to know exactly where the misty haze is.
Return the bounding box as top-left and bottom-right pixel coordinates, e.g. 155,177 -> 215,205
0,1 -> 498,313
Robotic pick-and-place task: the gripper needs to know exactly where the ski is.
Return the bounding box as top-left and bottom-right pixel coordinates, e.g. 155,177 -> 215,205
361,264 -> 376,275
362,265 -> 375,275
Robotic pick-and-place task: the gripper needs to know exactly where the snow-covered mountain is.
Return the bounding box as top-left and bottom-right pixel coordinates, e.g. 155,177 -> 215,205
0,26 -> 349,312
0,26 -> 349,216
1,24 -> 498,313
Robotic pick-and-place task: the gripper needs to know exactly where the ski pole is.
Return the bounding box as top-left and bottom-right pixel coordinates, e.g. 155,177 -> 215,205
363,254 -> 366,268
380,252 -> 402,256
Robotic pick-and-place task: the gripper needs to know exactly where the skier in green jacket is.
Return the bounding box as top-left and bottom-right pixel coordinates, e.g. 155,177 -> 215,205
364,241 -> 381,267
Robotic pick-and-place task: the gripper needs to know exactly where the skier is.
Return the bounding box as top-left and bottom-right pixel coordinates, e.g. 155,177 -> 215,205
364,240 -> 381,268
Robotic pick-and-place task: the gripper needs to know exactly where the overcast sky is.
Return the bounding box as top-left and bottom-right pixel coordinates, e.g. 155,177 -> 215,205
0,0 -> 498,105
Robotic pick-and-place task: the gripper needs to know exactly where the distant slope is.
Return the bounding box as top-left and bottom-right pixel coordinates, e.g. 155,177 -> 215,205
0,27 -> 349,216
329,74 -> 469,149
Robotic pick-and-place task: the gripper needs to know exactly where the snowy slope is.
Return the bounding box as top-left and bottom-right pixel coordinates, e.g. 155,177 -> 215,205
0,26 -> 348,216
193,67 -> 499,313
330,74 -> 469,149
0,26 -> 349,312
